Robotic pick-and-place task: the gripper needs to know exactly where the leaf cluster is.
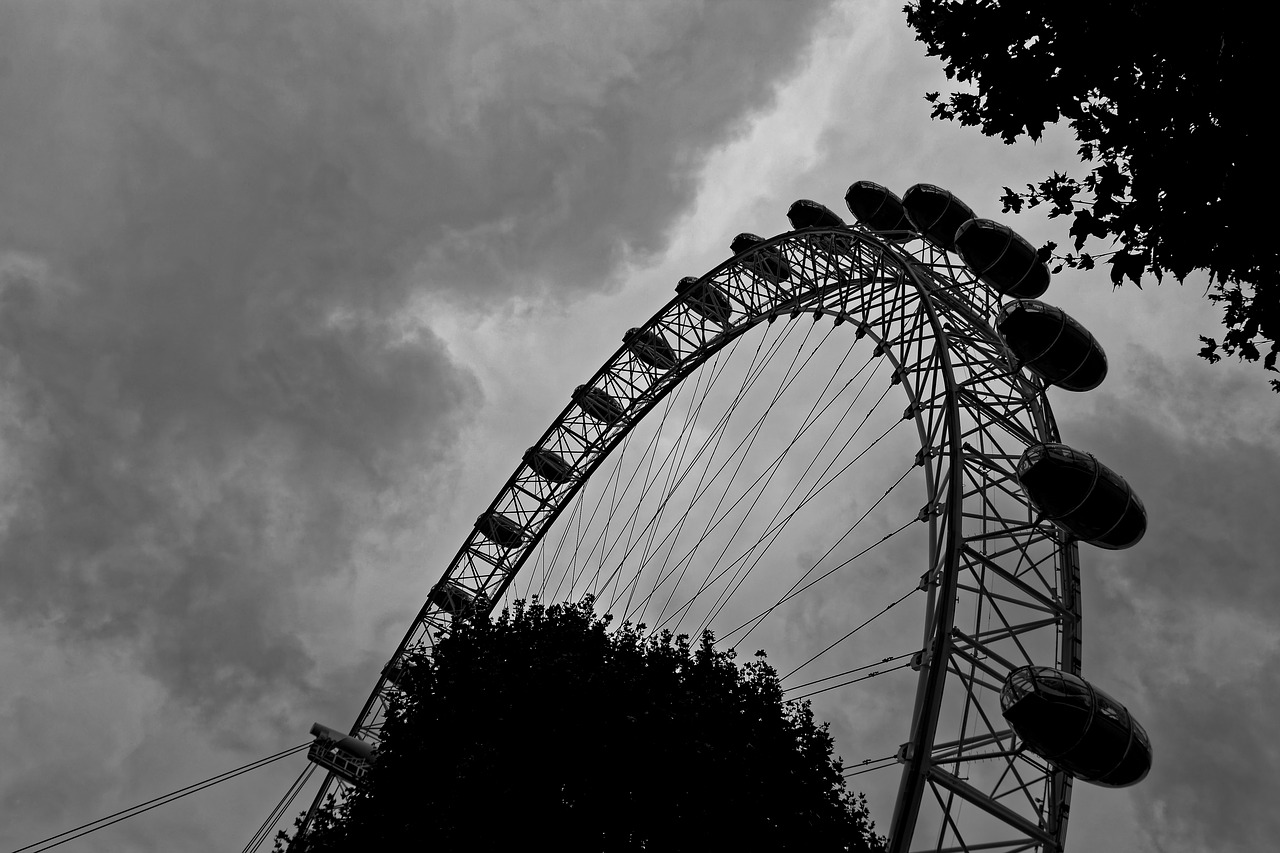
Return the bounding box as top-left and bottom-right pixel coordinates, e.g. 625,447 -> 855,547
283,598 -> 884,852
906,1 -> 1277,389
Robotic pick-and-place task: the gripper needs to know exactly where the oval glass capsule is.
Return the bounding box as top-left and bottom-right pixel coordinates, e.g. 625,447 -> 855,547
625,327 -> 678,371
475,512 -> 525,548
308,722 -> 376,782
997,300 -> 1107,391
309,722 -> 376,761
524,446 -> 574,484
844,180 -> 914,239
573,384 -> 625,425
427,579 -> 476,616
1001,666 -> 1152,787
730,232 -> 792,283
786,199 -> 846,229
954,218 -> 1050,298
676,276 -> 732,325
1016,443 -> 1147,549
902,183 -> 976,251
787,199 -> 853,253
381,656 -> 417,688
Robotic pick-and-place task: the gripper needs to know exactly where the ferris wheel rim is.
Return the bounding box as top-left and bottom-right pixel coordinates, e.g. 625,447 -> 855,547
275,225 -> 1081,853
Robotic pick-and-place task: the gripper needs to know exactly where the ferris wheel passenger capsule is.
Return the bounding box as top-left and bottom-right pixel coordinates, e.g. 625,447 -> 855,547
1016,443 -> 1147,549
1001,666 -> 1152,787
475,512 -> 526,548
902,183 -> 977,251
676,276 -> 732,325
427,579 -> 476,616
786,199 -> 846,229
573,384 -> 626,425
731,232 -> 792,284
524,446 -> 574,484
996,300 -> 1107,391
307,722 -> 375,783
624,327 -> 678,371
954,218 -> 1051,298
844,180 -> 914,239
787,199 -> 853,253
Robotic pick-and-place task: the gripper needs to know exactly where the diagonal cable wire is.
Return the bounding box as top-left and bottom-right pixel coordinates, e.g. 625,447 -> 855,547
242,762 -> 316,853
12,742 -> 310,853
781,586 -> 921,681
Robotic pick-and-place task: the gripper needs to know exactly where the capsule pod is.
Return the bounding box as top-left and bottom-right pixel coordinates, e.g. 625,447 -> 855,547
308,722 -> 375,782
954,218 -> 1050,298
845,180 -> 914,239
625,327 -> 678,371
1001,666 -> 1152,787
1016,443 -> 1146,549
310,722 -> 376,760
475,511 -> 525,548
787,199 -> 846,229
524,446 -> 574,483
730,232 -> 792,283
788,199 -> 854,253
381,656 -> 416,688
997,300 -> 1107,391
676,276 -> 732,325
573,384 -> 625,425
902,183 -> 976,251
428,579 -> 476,616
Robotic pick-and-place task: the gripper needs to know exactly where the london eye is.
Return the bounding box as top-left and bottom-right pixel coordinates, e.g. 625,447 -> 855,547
253,180 -> 1153,853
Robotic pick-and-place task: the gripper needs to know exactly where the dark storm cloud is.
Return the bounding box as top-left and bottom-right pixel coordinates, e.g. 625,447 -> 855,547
0,0 -> 836,729
1061,352 -> 1280,853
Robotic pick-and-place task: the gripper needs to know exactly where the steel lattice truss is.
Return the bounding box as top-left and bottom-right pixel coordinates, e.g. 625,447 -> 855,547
283,226 -> 1084,853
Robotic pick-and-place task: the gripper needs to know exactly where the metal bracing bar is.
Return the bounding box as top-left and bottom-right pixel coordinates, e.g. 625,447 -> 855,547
929,779 -> 969,853
960,477 -> 1035,521
909,841 -> 1038,853
956,581 -> 1055,616
932,736 -> 1020,765
956,390 -> 1040,444
962,522 -> 1046,543
951,359 -> 1022,394
962,447 -> 1017,480
510,480 -> 557,508
939,749 -> 1027,765
971,535 -> 1058,580
993,771 -> 1051,802
955,379 -> 1028,407
926,767 -> 1061,850
962,527 -> 1054,560
960,445 -> 1025,462
970,616 -> 1059,646
972,580 -> 1041,667
950,627 -> 1023,674
932,727 -> 1015,755
663,317 -> 714,354
948,646 -> 1008,686
944,670 -> 1020,769
950,679 -> 1050,819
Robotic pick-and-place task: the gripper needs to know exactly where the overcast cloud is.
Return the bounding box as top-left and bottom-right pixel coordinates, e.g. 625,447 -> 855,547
0,0 -> 833,719
2,1 -> 1276,851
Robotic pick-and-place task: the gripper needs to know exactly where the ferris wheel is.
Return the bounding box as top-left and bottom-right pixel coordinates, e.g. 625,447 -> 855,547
254,180 -> 1154,853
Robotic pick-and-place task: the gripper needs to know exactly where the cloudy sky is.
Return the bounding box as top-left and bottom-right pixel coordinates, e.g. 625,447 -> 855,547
2,1 -> 1276,851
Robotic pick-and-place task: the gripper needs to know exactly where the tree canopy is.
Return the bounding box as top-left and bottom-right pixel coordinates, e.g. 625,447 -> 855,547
905,2 -> 1275,388
283,598 -> 884,852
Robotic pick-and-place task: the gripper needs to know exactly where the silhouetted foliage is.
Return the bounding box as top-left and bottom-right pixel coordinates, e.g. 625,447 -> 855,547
905,2 -> 1277,389
282,598 -> 884,852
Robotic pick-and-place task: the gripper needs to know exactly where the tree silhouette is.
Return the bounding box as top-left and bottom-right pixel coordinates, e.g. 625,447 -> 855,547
283,598 -> 884,852
905,2 -> 1276,389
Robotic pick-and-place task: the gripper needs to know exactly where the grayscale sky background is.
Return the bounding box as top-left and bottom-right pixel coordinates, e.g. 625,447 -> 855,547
1,1 -> 1276,851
